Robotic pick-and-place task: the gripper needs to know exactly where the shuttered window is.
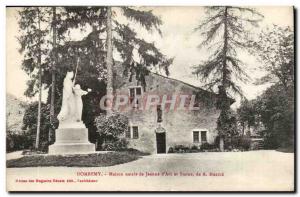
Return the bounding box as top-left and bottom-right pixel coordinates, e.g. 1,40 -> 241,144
193,131 -> 199,143
201,131 -> 207,142
132,126 -> 139,139
129,87 -> 142,107
126,127 -> 131,138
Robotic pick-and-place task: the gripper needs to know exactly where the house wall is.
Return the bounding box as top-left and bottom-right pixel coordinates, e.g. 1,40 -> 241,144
114,71 -> 220,154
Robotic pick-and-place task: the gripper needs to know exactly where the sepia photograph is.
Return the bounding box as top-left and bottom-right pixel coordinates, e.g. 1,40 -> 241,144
5,5 -> 295,192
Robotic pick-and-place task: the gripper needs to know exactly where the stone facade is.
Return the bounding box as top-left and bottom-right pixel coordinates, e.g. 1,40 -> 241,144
114,68 -> 224,154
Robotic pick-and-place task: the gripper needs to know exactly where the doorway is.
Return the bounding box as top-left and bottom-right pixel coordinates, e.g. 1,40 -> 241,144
156,132 -> 166,154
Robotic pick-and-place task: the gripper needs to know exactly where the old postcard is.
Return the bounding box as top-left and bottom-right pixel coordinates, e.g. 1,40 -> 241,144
6,6 -> 294,192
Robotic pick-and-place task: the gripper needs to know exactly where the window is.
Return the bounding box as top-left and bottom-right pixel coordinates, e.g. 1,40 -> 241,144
126,127 -> 131,138
129,86 -> 142,107
132,126 -> 139,139
129,88 -> 135,103
193,131 -> 199,143
157,105 -> 162,123
126,126 -> 139,139
136,87 -> 142,96
201,131 -> 207,142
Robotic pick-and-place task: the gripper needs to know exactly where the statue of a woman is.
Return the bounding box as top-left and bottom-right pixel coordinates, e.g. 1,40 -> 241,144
57,71 -> 76,122
73,84 -> 91,122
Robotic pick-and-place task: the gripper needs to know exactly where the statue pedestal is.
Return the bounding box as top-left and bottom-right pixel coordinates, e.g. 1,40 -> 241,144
48,121 -> 95,155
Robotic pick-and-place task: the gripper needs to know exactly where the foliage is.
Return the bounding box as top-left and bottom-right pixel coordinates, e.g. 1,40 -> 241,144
114,7 -> 173,89
200,142 -> 217,150
167,143 -> 219,153
18,7 -> 52,98
192,6 -> 262,150
231,135 -> 251,150
217,107 -> 238,138
121,7 -> 162,33
95,112 -> 129,149
7,150 -> 149,168
249,25 -> 294,89
59,6 -> 173,89
6,131 -> 34,153
102,138 -> 129,151
193,6 -> 263,96
6,101 -> 53,152
239,25 -> 294,150
18,7 -> 172,150
256,84 -> 294,149
237,99 -> 257,135
174,144 -> 190,152
22,102 -> 54,151
236,84 -> 294,149
167,147 -> 174,153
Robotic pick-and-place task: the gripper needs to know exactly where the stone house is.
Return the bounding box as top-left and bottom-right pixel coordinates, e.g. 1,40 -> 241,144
113,66 -> 233,154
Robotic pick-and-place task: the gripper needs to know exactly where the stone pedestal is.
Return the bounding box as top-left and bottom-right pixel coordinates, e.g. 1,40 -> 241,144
48,121 -> 95,155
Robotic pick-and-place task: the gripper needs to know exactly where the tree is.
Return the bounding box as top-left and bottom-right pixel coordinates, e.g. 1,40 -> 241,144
254,84 -> 294,150
62,6 -> 172,145
193,6 -> 263,151
106,7 -> 113,115
49,7 -> 57,143
104,6 -> 173,114
18,7 -> 52,149
18,7 -> 50,97
35,8 -> 42,149
237,99 -> 257,136
18,7 -> 172,150
113,7 -> 173,89
61,6 -> 173,89
250,25 -> 294,90
249,25 -> 294,150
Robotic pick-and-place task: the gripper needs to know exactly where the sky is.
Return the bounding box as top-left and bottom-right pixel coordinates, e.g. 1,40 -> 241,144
6,6 -> 294,107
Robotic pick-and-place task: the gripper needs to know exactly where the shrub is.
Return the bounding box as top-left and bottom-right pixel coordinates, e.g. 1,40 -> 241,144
231,135 -> 251,151
167,143 -> 220,154
239,136 -> 251,150
102,143 -> 115,151
113,138 -> 129,151
19,102 -> 54,152
168,147 -> 174,153
102,139 -> 129,151
95,113 -> 129,141
200,142 -> 216,151
191,145 -> 199,150
95,113 -> 129,150
174,145 -> 189,153
6,130 -> 35,152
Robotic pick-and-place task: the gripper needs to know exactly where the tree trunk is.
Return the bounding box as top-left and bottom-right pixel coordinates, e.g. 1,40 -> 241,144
222,6 -> 228,88
106,6 -> 113,116
219,136 -> 224,152
35,8 -> 42,150
49,7 -> 57,144
247,124 -> 251,136
218,6 -> 229,152
242,122 -> 245,136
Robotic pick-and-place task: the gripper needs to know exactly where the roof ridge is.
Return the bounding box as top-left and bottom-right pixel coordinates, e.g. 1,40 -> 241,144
150,72 -> 216,95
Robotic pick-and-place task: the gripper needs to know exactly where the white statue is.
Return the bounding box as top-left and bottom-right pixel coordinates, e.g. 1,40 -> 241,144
73,84 -> 90,122
57,71 -> 91,124
57,71 -> 75,122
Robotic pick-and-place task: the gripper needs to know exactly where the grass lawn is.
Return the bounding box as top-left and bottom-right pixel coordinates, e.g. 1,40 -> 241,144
276,145 -> 294,153
7,150 -> 149,168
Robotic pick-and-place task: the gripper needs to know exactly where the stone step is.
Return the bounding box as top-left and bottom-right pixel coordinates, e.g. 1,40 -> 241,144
48,143 -> 95,155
